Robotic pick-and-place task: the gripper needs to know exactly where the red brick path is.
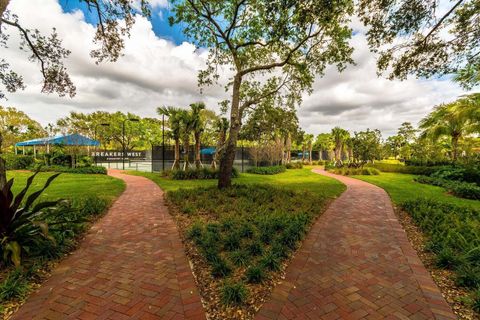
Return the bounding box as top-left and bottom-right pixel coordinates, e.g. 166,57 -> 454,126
12,170 -> 205,320
256,169 -> 455,320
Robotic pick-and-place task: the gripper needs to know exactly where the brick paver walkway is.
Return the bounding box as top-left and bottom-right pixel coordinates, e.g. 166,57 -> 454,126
12,170 -> 205,320
256,169 -> 455,320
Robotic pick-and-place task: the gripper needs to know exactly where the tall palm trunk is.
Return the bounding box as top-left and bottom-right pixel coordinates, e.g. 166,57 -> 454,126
172,138 -> 180,170
452,133 -> 460,161
0,131 -> 6,190
194,131 -> 202,169
183,138 -> 190,170
308,143 -> 313,164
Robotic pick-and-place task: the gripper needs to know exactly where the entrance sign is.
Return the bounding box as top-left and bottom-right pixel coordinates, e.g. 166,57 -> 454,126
92,151 -> 146,162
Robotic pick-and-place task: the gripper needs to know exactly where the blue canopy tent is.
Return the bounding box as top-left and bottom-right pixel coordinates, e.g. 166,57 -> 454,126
15,133 -> 99,156
200,147 -> 216,155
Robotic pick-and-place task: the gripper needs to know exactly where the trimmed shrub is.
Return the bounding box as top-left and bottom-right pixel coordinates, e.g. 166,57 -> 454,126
328,167 -> 380,176
414,176 -> 480,200
246,165 -> 286,175
2,154 -> 34,170
366,163 -> 439,175
33,165 -> 107,174
285,162 -> 303,169
169,167 -> 239,180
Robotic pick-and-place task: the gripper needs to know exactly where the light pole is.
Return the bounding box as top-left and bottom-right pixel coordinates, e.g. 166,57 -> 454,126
94,123 -> 110,165
122,118 -> 140,170
162,114 -> 165,172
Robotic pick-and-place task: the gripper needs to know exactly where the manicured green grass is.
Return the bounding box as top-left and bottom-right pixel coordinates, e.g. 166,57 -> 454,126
6,171 -> 125,202
354,172 -> 479,208
128,167 -> 345,198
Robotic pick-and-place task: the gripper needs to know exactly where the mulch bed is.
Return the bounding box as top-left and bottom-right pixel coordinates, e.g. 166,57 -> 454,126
393,205 -> 479,320
166,197 -> 333,320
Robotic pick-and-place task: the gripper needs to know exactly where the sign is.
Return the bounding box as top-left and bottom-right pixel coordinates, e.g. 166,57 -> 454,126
92,151 -> 146,162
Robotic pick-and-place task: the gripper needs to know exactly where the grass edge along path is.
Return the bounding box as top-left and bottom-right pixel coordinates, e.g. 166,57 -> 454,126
353,172 -> 479,208
1,170 -> 126,319
10,170 -> 205,320
353,171 -> 480,319
255,168 -> 455,319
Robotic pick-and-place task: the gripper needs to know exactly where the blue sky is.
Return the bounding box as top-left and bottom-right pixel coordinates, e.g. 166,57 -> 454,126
59,0 -> 187,44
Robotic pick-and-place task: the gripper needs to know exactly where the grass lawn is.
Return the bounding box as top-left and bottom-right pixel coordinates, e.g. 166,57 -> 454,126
128,166 -> 345,198
6,170 -> 125,202
354,172 -> 479,208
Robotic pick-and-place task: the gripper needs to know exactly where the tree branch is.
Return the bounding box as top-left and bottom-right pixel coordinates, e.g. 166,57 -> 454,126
422,0 -> 464,44
0,18 -> 46,78
239,24 -> 320,76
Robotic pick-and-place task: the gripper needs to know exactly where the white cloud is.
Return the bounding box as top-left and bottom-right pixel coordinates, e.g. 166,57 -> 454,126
0,0 -> 473,138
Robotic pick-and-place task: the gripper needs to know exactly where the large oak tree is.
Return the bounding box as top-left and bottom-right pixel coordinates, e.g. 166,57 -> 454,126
0,0 -> 150,188
170,0 -> 355,188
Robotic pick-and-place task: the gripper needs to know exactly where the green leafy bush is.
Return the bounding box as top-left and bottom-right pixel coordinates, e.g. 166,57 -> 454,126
33,165 -> 107,174
0,172 -> 63,266
220,281 -> 248,306
246,165 -> 286,175
168,167 -> 239,180
366,163 -> 439,175
2,154 -> 34,170
285,162 -> 303,169
401,199 -> 480,294
414,176 -> 480,200
328,167 -> 380,176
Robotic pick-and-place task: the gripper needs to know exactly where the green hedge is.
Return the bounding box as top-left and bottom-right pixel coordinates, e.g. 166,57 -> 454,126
366,163 -> 440,175
401,199 -> 480,308
285,162 -> 303,169
2,154 -> 35,170
34,165 -> 107,175
246,165 -> 286,175
168,167 -> 239,180
415,176 -> 480,200
329,167 -> 380,176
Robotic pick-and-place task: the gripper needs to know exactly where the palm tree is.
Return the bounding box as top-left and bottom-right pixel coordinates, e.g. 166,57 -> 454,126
314,133 -> 333,161
304,134 -> 314,164
420,100 -> 479,161
189,102 -> 206,169
212,117 -> 229,169
157,106 -> 184,170
331,127 -> 350,166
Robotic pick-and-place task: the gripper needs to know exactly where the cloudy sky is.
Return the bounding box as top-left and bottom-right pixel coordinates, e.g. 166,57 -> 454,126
0,0 -> 475,136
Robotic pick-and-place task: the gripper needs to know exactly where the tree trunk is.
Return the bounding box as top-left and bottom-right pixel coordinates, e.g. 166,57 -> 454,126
285,134 -> 291,163
218,75 -> 242,189
0,131 -> 6,190
309,144 -> 313,164
183,139 -> 190,170
452,134 -> 460,161
0,0 -> 9,22
172,139 -> 180,170
194,132 -> 202,169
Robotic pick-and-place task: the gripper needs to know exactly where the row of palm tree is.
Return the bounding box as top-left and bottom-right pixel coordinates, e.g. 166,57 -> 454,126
157,103 -> 229,170
157,103 -> 207,170
420,93 -> 480,161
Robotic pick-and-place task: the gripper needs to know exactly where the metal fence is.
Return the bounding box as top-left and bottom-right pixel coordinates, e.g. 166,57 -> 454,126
97,146 -> 330,173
